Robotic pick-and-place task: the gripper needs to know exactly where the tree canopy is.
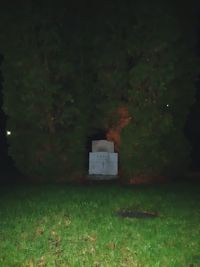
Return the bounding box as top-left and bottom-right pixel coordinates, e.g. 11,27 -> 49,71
0,1 -> 199,182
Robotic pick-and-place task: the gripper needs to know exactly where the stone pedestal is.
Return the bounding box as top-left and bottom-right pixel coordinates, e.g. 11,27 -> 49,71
88,140 -> 118,180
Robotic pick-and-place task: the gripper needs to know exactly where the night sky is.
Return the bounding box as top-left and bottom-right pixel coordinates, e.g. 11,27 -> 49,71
0,2 -> 200,182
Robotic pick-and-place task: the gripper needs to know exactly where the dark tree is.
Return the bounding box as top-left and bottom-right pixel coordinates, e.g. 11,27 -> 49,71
0,1 -> 199,182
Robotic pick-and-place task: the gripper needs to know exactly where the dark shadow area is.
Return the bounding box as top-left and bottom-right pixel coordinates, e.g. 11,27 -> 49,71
184,10 -> 200,172
86,128 -> 107,152
0,54 -> 21,185
185,76 -> 200,171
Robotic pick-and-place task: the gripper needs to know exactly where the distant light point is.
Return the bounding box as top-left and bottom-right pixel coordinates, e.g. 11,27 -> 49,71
6,131 -> 11,136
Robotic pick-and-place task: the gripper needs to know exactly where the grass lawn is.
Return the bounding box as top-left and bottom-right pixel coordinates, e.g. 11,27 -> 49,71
0,181 -> 199,267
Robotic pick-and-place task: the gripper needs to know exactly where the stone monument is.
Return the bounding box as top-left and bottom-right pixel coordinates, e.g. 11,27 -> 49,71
88,140 -> 118,180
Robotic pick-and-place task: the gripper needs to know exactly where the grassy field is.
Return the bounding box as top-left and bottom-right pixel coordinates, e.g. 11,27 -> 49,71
0,181 -> 199,267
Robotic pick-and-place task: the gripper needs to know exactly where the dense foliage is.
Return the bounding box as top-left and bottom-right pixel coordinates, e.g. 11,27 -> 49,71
0,1 -> 199,182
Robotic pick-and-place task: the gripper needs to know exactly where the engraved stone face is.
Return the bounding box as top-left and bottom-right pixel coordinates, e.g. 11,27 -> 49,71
89,152 -> 118,176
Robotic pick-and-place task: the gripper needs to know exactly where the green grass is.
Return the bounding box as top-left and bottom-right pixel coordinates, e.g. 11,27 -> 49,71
0,181 -> 200,267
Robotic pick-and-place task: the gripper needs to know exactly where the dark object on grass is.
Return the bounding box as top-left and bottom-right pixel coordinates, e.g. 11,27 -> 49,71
116,210 -> 159,219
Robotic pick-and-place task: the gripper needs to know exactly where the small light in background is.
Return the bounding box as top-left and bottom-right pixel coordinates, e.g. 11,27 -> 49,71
166,104 -> 169,107
6,131 -> 11,136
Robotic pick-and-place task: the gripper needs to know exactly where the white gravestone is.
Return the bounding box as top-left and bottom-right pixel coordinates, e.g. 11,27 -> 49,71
88,140 -> 118,177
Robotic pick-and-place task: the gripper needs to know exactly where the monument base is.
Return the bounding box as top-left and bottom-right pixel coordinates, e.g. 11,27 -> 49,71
87,175 -> 118,181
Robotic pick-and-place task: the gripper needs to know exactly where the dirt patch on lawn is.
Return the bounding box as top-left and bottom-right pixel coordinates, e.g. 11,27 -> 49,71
116,209 -> 159,219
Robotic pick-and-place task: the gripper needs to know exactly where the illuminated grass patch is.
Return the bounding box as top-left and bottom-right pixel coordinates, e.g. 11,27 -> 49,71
0,182 -> 199,266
